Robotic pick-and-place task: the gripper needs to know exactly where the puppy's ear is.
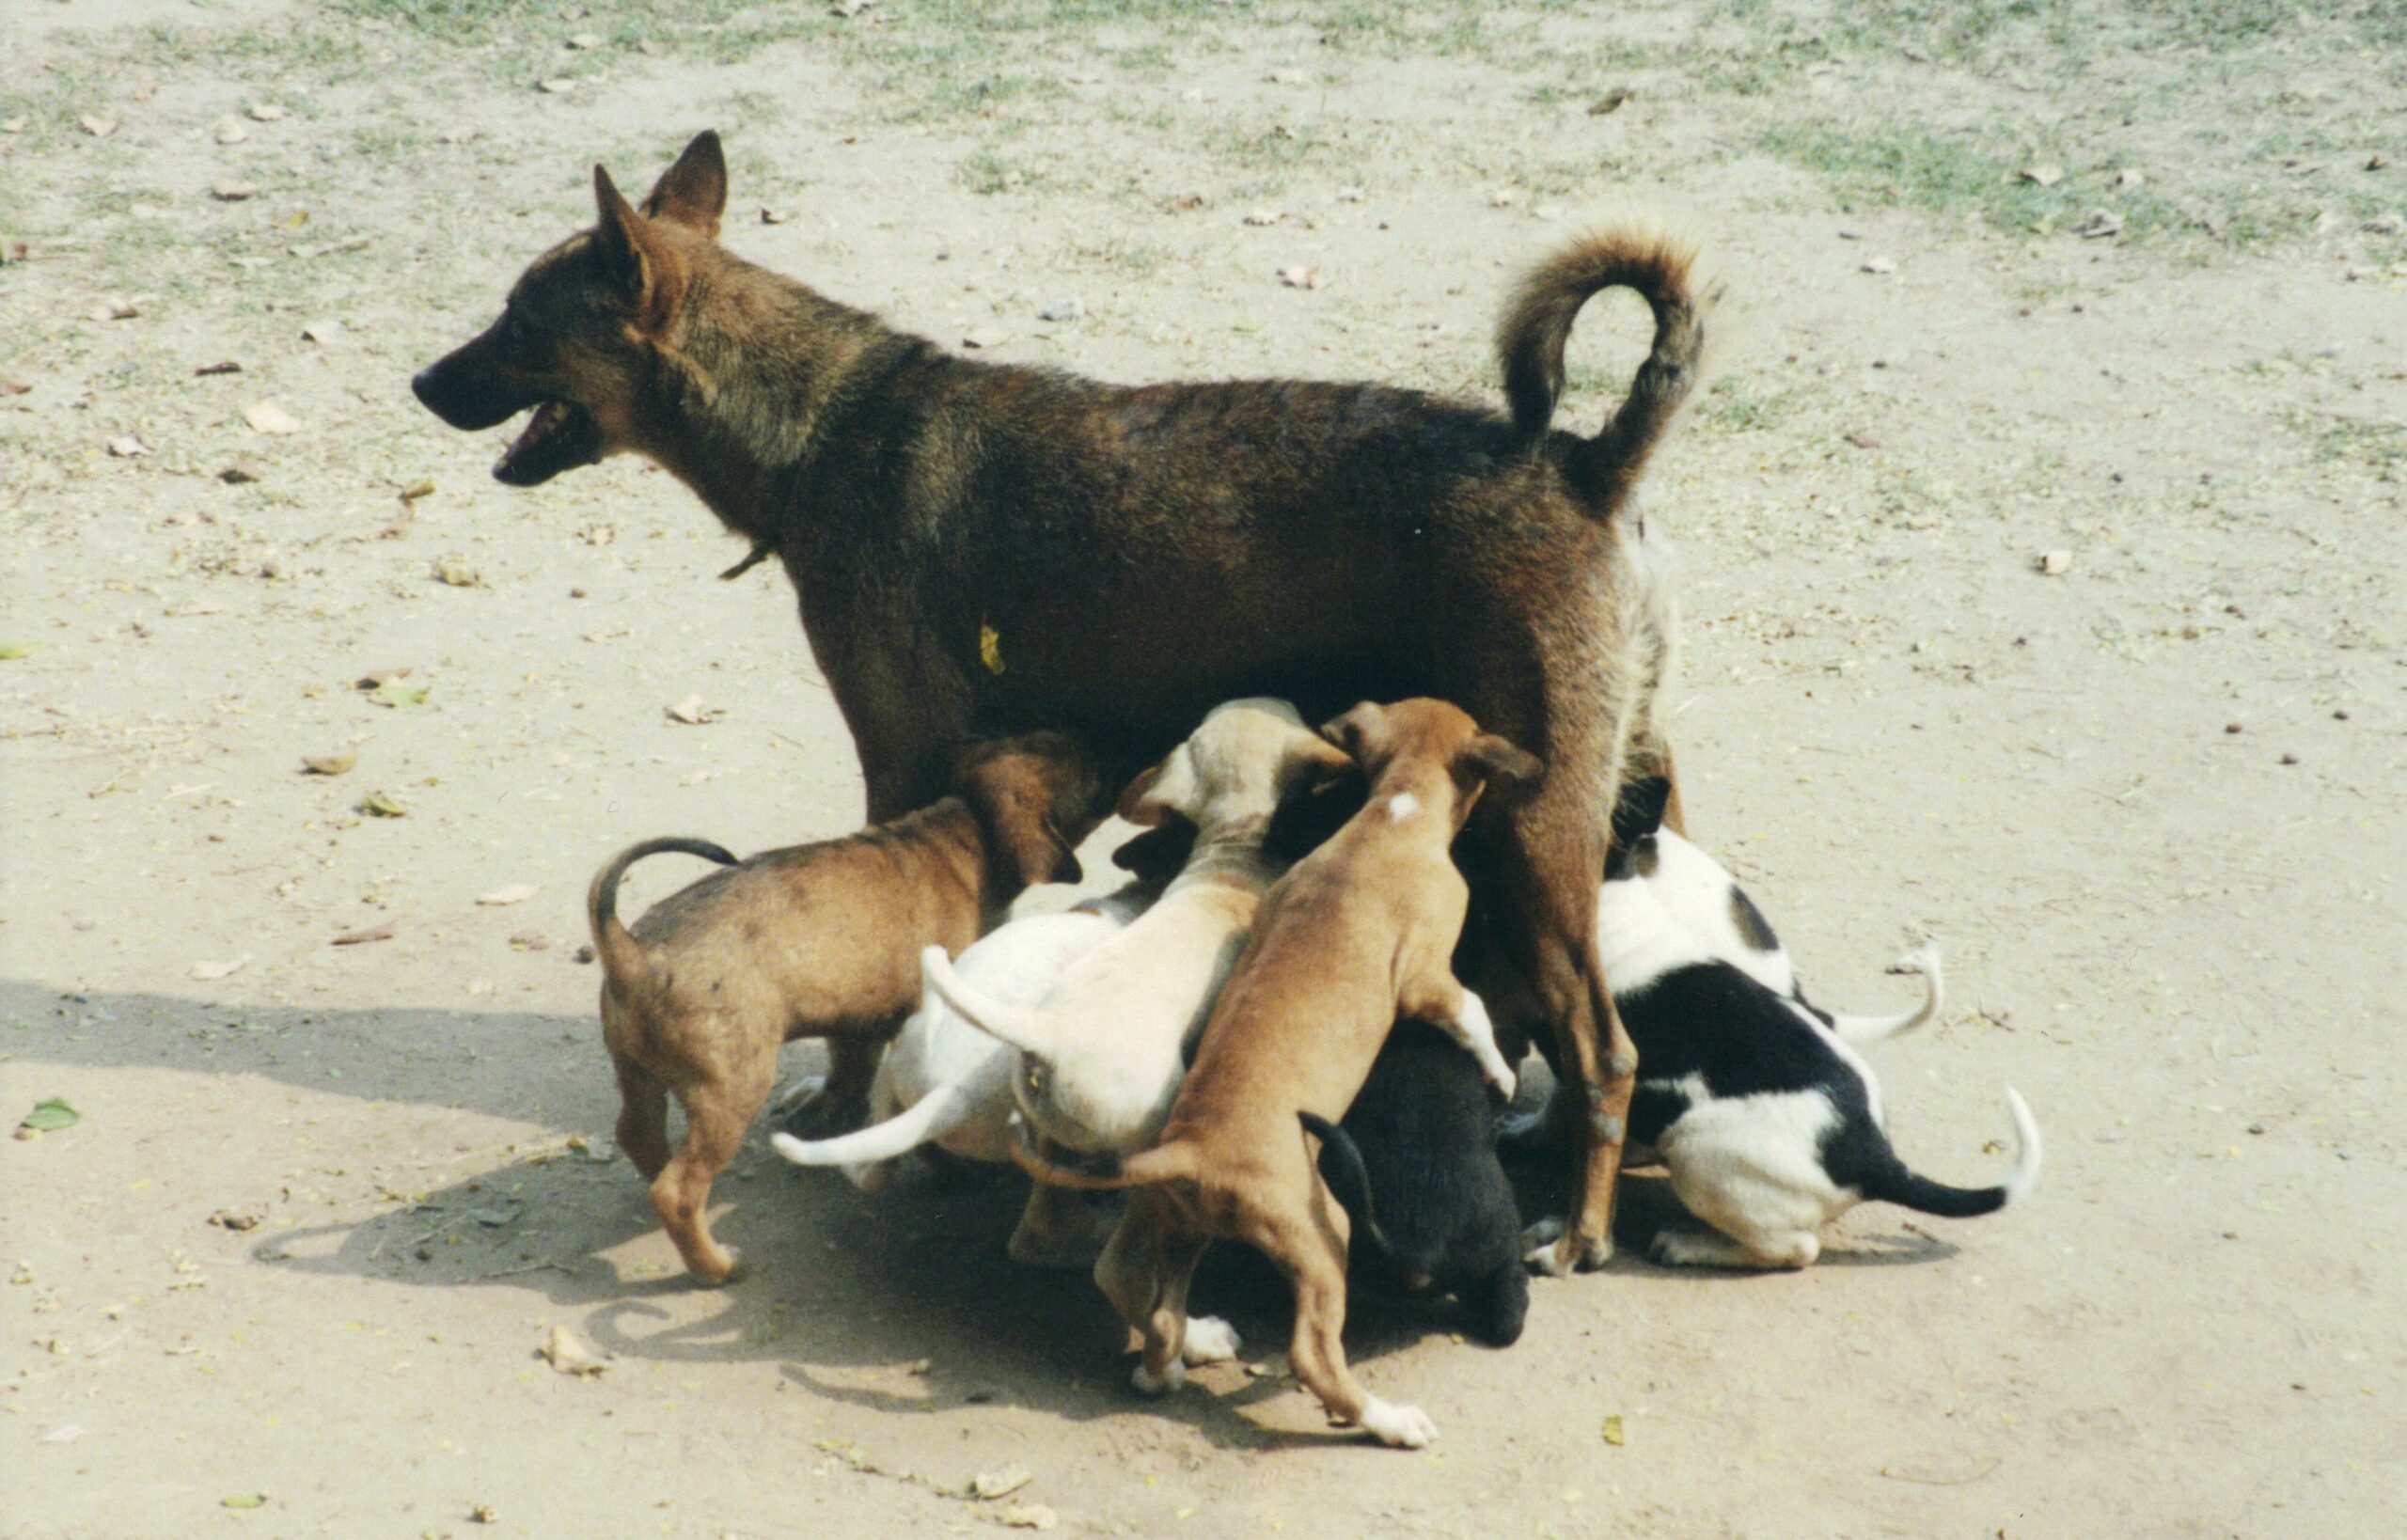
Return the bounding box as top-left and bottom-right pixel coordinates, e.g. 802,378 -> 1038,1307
1286,731 -> 1358,793
1458,732 -> 1545,807
960,755 -> 1082,890
1317,701 -> 1390,767
1116,746 -> 1199,827
1111,818 -> 1197,882
641,130 -> 729,238
592,165 -> 685,332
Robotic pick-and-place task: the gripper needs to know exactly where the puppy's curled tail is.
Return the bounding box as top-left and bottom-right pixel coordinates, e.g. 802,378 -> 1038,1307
588,838 -> 739,989
1863,1087 -> 2042,1218
1498,226 -> 1715,518
1298,1112 -> 1400,1268
770,1084 -> 976,1172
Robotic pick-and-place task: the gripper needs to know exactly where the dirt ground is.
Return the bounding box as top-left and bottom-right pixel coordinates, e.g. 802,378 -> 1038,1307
4,1 -> 2402,1534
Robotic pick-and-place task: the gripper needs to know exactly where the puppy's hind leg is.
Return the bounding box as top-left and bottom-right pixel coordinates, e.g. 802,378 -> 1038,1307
611,1052 -> 673,1183
653,1064 -> 772,1285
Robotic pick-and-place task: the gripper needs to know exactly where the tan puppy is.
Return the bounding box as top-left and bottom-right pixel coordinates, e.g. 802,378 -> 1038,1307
921,699 -> 1352,1164
590,732 -> 1106,1283
1016,699 -> 1537,1448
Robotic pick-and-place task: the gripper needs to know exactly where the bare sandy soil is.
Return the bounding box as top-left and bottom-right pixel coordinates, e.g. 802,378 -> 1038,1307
4,1 -> 2402,1535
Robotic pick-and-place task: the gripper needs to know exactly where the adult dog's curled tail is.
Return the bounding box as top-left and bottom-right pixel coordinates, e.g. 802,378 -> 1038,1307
588,838 -> 738,990
1497,226 -> 1716,519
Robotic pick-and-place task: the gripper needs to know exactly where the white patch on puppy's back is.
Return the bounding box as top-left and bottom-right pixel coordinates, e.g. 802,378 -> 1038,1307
1386,792 -> 1420,821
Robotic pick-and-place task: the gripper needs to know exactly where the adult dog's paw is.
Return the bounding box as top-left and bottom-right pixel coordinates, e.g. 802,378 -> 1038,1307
1131,1358 -> 1187,1395
1358,1397 -> 1438,1449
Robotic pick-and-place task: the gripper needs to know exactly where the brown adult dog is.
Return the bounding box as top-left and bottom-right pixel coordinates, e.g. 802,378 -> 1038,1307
1015,700 -> 1536,1447
590,732 -> 1106,1282
414,130 -> 1705,1271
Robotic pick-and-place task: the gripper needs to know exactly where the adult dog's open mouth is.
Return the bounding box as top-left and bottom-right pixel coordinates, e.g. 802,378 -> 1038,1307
493,399 -> 600,486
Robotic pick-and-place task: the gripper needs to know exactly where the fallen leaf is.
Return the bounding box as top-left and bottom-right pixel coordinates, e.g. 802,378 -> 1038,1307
2037,549 -> 2072,575
478,885 -> 538,907
300,321 -> 339,344
244,401 -> 300,435
1242,209 -> 1282,227
369,679 -> 430,708
108,435 -> 149,459
996,1503 -> 1057,1531
2114,167 -> 2145,189
470,1504 -> 499,1525
358,790 -> 409,818
209,1208 -> 261,1232
90,298 -> 138,321
212,182 -> 258,201
541,1325 -> 610,1375
247,102 -> 286,121
0,379 -> 29,395
1861,256 -> 1896,275
760,206 -> 792,224
567,30 -> 604,48
217,459 -> 263,484
979,621 -> 1005,676
1602,1413 -> 1627,1446
961,327 -> 1012,350
332,923 -> 397,946
1488,188 -> 1519,208
1037,296 -> 1085,322
665,695 -> 722,725
398,478 -> 435,503
191,957 -> 249,982
972,1466 -> 1033,1501
509,931 -> 553,952
2017,164 -> 2064,187
2074,210 -> 2123,239
1588,87 -> 1632,116
40,1424 -> 84,1444
196,359 -> 243,376
81,114 -> 118,138
20,1097 -> 80,1134
301,753 -> 356,777
221,1494 -> 267,1511
1278,264 -> 1326,289
537,77 -> 578,94
433,557 -> 484,589
0,642 -> 40,660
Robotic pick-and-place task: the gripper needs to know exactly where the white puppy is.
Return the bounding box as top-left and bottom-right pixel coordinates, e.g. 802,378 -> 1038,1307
921,698 -> 1351,1163
771,877 -> 1160,1265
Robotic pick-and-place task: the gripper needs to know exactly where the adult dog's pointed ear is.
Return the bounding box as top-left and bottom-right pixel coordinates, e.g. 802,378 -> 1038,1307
592,165 -> 685,332
641,130 -> 729,238
1458,732 -> 1545,806
1318,701 -> 1391,768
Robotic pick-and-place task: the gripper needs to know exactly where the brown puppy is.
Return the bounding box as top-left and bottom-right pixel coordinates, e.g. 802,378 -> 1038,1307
590,732 -> 1106,1283
1016,700 -> 1538,1447
414,131 -> 1707,1270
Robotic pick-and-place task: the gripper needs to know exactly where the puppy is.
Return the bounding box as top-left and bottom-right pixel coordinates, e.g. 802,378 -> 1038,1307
769,838 -> 1179,1266
1591,796 -> 2040,1270
591,732 -> 1106,1282
920,699 -> 1351,1163
1300,1021 -> 1529,1347
1018,699 -> 1537,1448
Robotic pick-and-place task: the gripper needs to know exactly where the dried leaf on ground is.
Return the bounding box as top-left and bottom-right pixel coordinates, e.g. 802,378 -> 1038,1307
108,436 -> 149,459
191,957 -> 248,981
247,102 -> 287,122
244,401 -> 300,435
1588,86 -> 1632,115
1602,1413 -> 1627,1446
1862,256 -> 1897,275
1278,265 -> 1326,289
212,183 -> 258,202
972,1466 -> 1033,1501
81,114 -> 118,138
2017,165 -> 2064,187
357,789 -> 409,817
666,695 -> 722,725
196,360 -> 243,376
332,923 -> 397,946
221,1494 -> 267,1510
536,77 -> 578,95
0,642 -> 40,660
301,753 -> 356,777
210,1208 -> 262,1231
368,679 -> 430,708
433,557 -> 484,588
961,327 -> 1012,350
541,1325 -> 610,1375
214,119 -> 249,145
2074,210 -> 2124,239
478,885 -> 537,907
996,1503 -> 1057,1531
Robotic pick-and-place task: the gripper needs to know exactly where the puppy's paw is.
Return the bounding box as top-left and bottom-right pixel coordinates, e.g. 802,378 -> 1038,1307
1131,1358 -> 1187,1396
1357,1396 -> 1438,1449
1180,1315 -> 1241,1364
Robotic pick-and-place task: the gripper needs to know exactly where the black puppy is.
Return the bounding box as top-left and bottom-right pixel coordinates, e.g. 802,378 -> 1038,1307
1301,1024 -> 1529,1346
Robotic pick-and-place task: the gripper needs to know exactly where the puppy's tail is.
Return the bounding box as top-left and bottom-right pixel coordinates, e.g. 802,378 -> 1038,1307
1862,1088 -> 2042,1218
1298,1111 -> 1402,1269
1827,945 -> 1945,1046
770,1083 -> 976,1172
1010,1135 -> 1197,1192
587,837 -> 740,989
1497,226 -> 1716,519
921,946 -> 1060,1057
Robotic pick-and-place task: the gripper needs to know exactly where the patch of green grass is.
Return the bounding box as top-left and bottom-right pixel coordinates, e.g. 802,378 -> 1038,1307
1697,377 -> 1803,434
2307,416 -> 2407,477
1210,124 -> 1324,169
1756,122 -> 2193,242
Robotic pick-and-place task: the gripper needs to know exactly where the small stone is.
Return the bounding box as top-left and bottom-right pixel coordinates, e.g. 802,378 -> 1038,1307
2279,752 -> 2299,765
1277,264 -> 1326,290
214,119 -> 250,145
1488,187 -> 1520,208
1242,209 -> 1282,227
1862,256 -> 1896,275
2368,152 -> 2390,171
212,182 -> 258,201
2364,213 -> 2403,235
537,77 -> 578,95
1588,87 -> 1632,116
759,206 -> 791,224
1334,185 -> 1364,202
2018,165 -> 2064,187
300,321 -> 339,344
1036,296 -> 1085,322
2036,549 -> 2071,576
567,31 -> 604,48
247,102 -> 286,122
961,327 -> 1013,350
2114,167 -> 2145,189
244,401 -> 301,434
80,114 -> 118,138
217,459 -> 263,484
2074,210 -> 2124,240
2225,722 -> 2243,734
108,435 -> 149,459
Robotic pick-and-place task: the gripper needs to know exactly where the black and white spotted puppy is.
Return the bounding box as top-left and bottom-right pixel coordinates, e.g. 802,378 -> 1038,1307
1596,780 -> 2040,1269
